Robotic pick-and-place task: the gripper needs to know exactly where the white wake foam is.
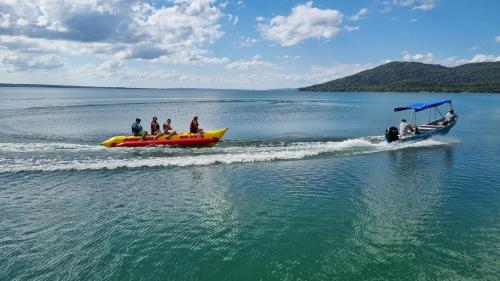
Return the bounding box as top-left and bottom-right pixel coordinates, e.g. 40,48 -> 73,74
0,138 -> 449,172
0,142 -> 103,152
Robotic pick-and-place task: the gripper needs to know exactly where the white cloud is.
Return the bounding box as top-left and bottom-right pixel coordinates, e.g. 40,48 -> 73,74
225,55 -> 275,70
349,8 -> 368,21
70,61 -> 213,86
279,54 -> 301,60
380,6 -> 392,13
238,37 -> 258,47
0,47 -> 63,70
384,0 -> 436,11
308,63 -> 374,81
495,35 -> 500,42
470,54 -> 500,63
0,0 -> 226,69
153,49 -> 230,65
402,51 -> 435,63
236,0 -> 245,8
96,59 -> 126,73
258,2 -> 343,46
344,25 -> 360,32
256,16 -> 264,22
227,14 -> 239,25
409,18 -> 417,23
401,51 -> 500,66
412,1 -> 435,11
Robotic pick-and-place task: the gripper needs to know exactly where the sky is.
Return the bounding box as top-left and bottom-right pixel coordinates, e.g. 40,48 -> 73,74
0,0 -> 499,89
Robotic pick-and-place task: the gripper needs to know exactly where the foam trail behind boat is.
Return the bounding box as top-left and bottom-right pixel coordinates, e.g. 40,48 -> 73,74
0,137 -> 451,173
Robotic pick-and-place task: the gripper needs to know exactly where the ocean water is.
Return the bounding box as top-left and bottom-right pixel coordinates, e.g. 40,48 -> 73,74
0,87 -> 499,281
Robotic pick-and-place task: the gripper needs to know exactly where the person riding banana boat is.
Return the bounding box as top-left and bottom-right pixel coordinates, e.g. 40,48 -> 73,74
162,118 -> 177,139
102,116 -> 227,148
131,118 -> 153,140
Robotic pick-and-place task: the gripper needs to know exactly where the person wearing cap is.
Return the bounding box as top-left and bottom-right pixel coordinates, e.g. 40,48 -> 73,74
151,116 -> 161,135
190,116 -> 203,135
131,118 -> 146,137
445,108 -> 456,123
399,118 -> 413,137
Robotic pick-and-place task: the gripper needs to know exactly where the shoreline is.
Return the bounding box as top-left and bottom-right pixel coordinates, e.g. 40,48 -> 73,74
2,84 -> 499,94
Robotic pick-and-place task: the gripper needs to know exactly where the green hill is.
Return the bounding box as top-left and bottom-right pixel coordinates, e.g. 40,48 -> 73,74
299,61 -> 500,93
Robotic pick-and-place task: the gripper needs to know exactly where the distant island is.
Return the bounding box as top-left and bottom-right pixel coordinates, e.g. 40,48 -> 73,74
0,83 -> 258,91
0,83 -> 153,90
299,61 -> 500,93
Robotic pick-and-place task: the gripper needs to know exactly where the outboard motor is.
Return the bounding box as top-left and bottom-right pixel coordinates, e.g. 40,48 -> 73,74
385,126 -> 400,143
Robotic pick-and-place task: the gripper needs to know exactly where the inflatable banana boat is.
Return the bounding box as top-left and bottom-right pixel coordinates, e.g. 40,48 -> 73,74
101,128 -> 228,148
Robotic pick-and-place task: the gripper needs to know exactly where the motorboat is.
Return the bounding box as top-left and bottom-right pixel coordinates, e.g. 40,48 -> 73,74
385,99 -> 458,143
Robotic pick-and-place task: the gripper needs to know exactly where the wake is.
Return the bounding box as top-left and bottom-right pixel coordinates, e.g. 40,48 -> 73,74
0,137 -> 452,172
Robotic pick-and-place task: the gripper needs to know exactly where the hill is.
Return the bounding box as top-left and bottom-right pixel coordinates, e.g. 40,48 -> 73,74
299,61 -> 500,93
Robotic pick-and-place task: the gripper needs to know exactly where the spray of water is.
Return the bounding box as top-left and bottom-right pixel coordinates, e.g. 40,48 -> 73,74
0,137 -> 453,172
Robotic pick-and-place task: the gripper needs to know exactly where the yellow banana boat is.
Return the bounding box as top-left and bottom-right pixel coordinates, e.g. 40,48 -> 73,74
101,128 -> 228,148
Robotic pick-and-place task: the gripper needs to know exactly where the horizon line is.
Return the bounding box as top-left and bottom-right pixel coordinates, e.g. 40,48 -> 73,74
0,82 -> 295,92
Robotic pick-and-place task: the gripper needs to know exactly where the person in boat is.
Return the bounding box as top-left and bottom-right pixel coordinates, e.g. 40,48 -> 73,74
132,118 -> 153,140
190,116 -> 203,135
445,109 -> 456,123
399,119 -> 414,137
162,118 -> 177,139
151,116 -> 161,135
132,118 -> 146,136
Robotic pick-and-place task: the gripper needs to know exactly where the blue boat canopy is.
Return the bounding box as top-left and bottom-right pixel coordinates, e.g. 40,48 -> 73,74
394,99 -> 452,112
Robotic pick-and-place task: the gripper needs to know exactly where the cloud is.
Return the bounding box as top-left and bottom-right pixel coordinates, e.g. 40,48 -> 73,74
470,54 -> 500,63
344,25 -> 360,32
380,6 -> 392,13
0,0 -> 226,67
258,2 -> 343,46
402,51 -> 435,63
153,49 -> 230,65
409,18 -> 417,23
0,48 -> 63,70
348,8 -> 368,21
495,35 -> 500,42
401,51 -> 500,66
384,0 -> 436,11
411,0 -> 436,11
225,55 -> 275,70
69,61 -> 210,86
308,63 -> 374,81
238,36 -> 258,47
279,54 -> 301,60
227,14 -> 239,25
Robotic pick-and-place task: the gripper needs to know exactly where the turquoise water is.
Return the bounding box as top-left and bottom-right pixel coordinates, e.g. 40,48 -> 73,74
0,88 -> 499,280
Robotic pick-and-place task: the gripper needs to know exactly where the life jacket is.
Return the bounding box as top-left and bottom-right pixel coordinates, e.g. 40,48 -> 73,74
151,121 -> 160,134
190,120 -> 198,133
131,122 -> 142,134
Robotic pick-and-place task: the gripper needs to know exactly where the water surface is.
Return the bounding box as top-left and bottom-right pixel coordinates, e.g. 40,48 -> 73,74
0,88 -> 499,280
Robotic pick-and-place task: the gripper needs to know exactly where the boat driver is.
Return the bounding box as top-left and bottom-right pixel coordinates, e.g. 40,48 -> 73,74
445,109 -> 456,124
399,119 -> 414,137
